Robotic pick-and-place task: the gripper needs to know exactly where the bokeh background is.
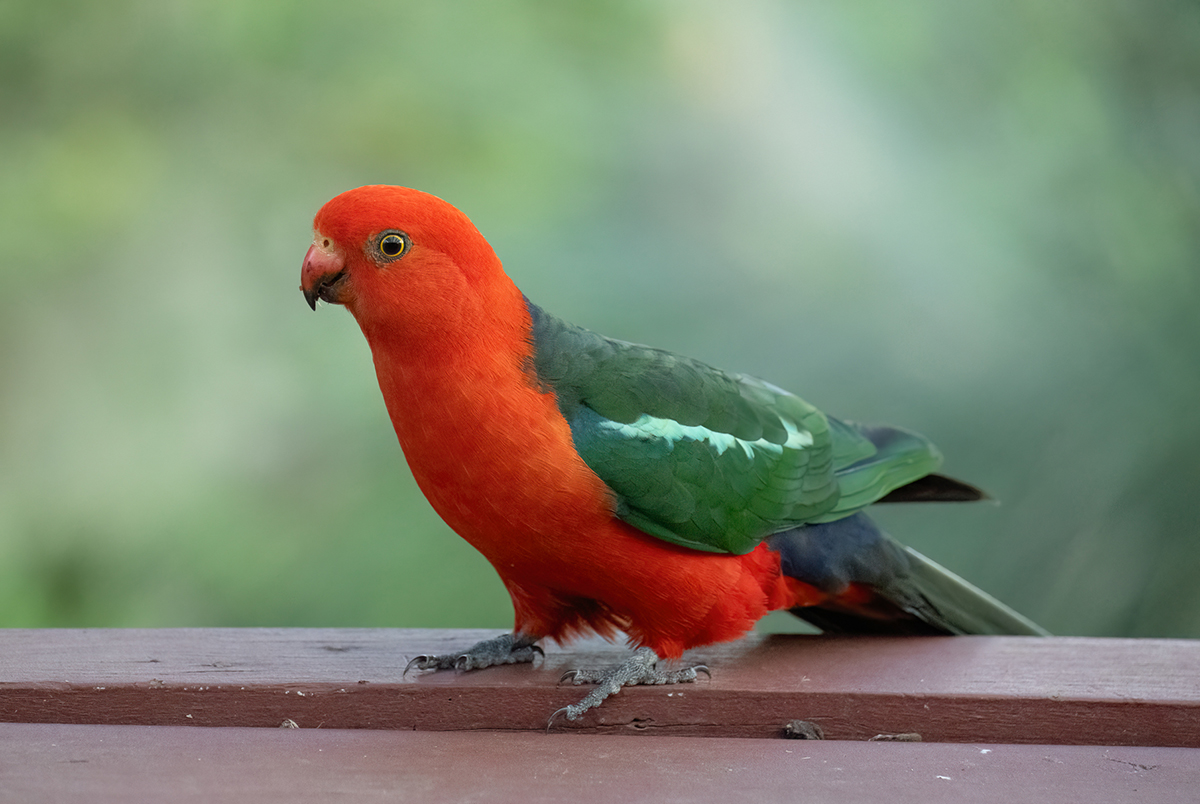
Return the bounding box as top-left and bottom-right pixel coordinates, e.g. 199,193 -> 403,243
2,0 -> 1197,637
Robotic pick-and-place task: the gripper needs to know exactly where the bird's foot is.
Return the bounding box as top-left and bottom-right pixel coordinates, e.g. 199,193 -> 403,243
404,633 -> 543,674
549,647 -> 710,726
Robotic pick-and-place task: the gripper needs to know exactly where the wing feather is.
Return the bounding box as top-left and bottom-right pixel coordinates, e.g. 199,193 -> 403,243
524,300 -> 947,553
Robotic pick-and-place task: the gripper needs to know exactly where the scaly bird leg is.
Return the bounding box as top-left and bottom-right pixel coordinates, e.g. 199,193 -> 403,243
549,647 -> 710,726
404,632 -> 544,673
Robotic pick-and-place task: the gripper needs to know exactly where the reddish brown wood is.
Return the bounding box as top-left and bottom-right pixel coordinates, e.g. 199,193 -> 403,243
3,723 -> 1199,804
1,629 -> 1198,746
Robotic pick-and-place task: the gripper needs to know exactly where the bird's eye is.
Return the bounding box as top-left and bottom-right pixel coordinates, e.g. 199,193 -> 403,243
375,231 -> 410,261
380,234 -> 405,256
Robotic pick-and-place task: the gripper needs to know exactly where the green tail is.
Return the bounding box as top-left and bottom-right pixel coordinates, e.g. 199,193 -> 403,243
769,513 -> 1048,636
899,546 -> 1050,635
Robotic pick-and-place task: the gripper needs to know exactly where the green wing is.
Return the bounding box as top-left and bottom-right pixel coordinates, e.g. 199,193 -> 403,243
524,301 -> 943,554
816,418 -> 946,522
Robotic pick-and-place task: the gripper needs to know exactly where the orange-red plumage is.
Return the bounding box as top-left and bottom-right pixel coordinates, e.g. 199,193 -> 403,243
302,185 -> 830,658
301,186 -> 1048,682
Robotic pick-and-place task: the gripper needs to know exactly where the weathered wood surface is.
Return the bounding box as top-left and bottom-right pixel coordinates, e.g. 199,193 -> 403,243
3,723 -> 1198,804
1,629 -> 1198,745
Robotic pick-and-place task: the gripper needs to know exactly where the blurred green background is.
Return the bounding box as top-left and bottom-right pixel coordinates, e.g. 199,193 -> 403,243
2,0 -> 1197,638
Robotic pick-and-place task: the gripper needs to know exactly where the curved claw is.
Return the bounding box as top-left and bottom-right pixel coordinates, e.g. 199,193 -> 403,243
530,644 -> 545,658
692,664 -> 712,679
403,655 -> 433,677
559,670 -> 578,684
546,706 -> 572,732
454,654 -> 471,672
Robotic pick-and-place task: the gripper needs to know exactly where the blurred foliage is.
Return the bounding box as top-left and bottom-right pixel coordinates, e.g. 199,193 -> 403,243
1,0 -> 1197,637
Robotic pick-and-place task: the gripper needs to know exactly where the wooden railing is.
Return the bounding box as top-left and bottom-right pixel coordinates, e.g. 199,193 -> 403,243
2,628 -> 1198,800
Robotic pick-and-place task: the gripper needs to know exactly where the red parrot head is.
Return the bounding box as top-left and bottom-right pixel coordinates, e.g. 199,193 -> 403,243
300,185 -> 508,342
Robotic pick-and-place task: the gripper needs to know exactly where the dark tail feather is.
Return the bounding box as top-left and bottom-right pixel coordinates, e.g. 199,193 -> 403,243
767,513 -> 1048,636
877,473 -> 991,503
789,604 -> 951,636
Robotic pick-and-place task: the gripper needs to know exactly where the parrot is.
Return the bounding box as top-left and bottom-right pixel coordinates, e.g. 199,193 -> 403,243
299,184 -> 1047,723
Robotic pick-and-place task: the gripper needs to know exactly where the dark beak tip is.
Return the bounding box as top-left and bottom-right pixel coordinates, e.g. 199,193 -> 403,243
301,269 -> 348,310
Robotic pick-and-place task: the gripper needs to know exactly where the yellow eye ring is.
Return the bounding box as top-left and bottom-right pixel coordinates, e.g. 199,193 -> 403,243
376,231 -> 409,260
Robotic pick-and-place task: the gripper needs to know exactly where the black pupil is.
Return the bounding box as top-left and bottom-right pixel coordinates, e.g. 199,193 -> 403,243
382,236 -> 403,256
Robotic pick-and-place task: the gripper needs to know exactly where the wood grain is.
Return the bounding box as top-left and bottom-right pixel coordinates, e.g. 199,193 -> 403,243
4,723 -> 1199,804
1,629 -> 1197,745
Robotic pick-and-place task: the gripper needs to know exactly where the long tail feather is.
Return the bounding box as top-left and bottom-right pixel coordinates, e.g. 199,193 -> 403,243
768,513 -> 1047,636
894,546 -> 1049,635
